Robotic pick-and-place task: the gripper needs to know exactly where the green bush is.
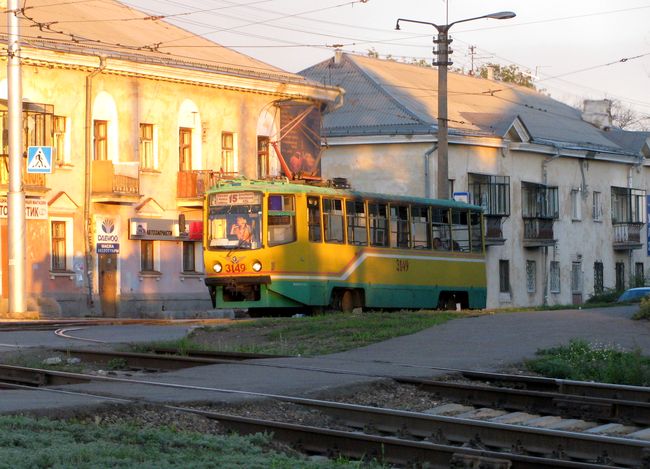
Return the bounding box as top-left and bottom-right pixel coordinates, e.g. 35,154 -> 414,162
525,339 -> 650,386
633,297 -> 650,320
585,288 -> 622,304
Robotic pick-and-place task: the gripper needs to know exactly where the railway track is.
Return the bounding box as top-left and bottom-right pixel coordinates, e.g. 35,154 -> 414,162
0,362 -> 649,467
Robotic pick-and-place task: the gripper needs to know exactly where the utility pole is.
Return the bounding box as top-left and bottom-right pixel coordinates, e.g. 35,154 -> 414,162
396,11 -> 516,200
7,0 -> 26,316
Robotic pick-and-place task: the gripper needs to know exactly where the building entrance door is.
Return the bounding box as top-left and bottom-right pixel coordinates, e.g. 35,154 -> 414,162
98,253 -> 117,317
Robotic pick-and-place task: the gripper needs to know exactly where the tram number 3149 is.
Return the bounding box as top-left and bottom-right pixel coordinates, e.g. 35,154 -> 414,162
395,259 -> 409,272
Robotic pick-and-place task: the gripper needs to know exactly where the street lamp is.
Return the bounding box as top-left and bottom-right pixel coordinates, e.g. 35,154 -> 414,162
395,11 -> 516,199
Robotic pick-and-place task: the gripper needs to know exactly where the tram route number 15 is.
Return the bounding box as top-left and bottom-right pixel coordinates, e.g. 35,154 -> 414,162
395,259 -> 409,272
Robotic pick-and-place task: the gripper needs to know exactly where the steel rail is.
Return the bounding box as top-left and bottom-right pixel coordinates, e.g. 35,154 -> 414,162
167,406 -> 618,469
0,363 -> 647,467
397,376 -> 650,426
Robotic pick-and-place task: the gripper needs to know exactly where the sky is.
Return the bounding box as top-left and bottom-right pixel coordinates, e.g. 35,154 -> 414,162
122,0 -> 650,121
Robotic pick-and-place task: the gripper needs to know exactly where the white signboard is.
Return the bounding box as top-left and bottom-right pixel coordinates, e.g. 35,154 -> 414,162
95,215 -> 120,254
0,197 -> 48,219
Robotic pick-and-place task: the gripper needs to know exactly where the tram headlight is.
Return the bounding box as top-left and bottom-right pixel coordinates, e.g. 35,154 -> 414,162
252,261 -> 262,272
213,262 -> 223,273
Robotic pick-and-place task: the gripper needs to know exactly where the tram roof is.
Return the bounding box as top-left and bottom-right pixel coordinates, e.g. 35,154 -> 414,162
206,178 -> 483,211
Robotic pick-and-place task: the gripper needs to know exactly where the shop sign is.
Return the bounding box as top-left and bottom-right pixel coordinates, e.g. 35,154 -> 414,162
129,218 -> 203,241
0,197 -> 48,219
95,215 -> 120,254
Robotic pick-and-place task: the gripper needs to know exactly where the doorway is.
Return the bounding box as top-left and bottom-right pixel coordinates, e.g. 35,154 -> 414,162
98,253 -> 117,317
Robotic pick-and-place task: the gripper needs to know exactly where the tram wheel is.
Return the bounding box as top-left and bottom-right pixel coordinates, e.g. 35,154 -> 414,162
340,290 -> 354,313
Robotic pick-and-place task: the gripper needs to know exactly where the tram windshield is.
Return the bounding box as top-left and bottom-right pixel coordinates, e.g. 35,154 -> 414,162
207,191 -> 262,250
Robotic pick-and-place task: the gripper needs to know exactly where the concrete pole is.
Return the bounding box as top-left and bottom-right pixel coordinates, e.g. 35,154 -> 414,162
7,0 -> 26,315
435,30 -> 450,200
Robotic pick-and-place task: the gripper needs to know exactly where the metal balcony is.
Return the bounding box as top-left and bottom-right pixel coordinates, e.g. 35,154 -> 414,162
613,222 -> 643,251
484,215 -> 506,246
177,170 -> 238,207
92,160 -> 141,204
522,217 -> 555,247
0,155 -> 48,195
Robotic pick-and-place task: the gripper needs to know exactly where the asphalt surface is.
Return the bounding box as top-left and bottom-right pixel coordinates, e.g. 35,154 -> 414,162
0,305 -> 648,415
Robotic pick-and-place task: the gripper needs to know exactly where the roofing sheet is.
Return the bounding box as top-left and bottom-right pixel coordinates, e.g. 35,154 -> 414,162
0,0 -> 309,84
302,53 -> 633,153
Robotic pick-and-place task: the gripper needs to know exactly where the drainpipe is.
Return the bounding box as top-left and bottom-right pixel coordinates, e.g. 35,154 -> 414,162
83,56 -> 106,309
424,144 -> 438,199
541,145 -> 560,306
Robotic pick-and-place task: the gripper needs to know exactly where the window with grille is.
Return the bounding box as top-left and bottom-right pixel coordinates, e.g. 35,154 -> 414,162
140,123 -> 154,169
571,262 -> 583,294
550,261 -> 560,293
615,262 -> 625,291
635,262 -> 645,287
526,260 -> 536,293
51,220 -> 67,271
594,262 -> 604,294
499,260 -> 510,293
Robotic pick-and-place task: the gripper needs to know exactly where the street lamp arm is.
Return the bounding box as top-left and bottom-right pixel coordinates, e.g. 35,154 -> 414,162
448,11 -> 516,28
395,18 -> 441,32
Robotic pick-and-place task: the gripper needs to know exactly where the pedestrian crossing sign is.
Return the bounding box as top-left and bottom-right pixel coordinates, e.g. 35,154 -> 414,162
27,146 -> 53,174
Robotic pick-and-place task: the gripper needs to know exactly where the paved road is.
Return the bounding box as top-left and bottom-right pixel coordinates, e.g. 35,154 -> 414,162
0,305 -> 647,415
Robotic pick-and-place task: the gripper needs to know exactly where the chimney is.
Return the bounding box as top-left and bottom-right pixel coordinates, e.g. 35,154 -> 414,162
486,65 -> 495,81
582,99 -> 613,131
334,49 -> 343,65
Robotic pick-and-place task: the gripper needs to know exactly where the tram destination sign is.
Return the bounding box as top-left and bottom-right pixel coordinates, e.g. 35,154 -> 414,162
0,197 -> 48,219
210,192 -> 261,206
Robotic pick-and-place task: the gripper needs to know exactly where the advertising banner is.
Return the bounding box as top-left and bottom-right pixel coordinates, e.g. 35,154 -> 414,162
278,101 -> 322,179
95,215 -> 120,254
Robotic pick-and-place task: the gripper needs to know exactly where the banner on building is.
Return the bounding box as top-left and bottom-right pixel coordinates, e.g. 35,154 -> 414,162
0,197 -> 47,219
95,215 -> 120,254
129,218 -> 203,241
277,101 -> 322,179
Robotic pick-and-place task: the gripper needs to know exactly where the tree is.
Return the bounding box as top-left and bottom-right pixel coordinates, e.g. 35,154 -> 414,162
610,100 -> 650,131
477,63 -> 535,89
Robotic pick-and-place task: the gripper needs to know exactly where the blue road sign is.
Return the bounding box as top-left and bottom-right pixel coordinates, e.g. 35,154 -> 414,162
27,146 -> 53,174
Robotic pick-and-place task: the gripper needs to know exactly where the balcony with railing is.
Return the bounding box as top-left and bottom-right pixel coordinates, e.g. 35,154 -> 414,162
92,160 -> 140,204
0,156 -> 48,195
613,222 -> 643,250
484,215 -> 506,246
523,217 -> 555,247
176,170 -> 238,207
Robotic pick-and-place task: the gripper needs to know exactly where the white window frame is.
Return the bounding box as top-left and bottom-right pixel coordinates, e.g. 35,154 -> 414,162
593,191 -> 602,221
49,216 -> 73,272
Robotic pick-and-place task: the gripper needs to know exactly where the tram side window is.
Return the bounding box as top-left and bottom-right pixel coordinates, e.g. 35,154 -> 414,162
412,205 -> 431,249
368,202 -> 388,247
451,209 -> 470,252
390,205 -> 410,248
346,200 -> 368,246
470,211 -> 483,253
323,198 -> 344,243
432,208 -> 451,251
268,194 -> 296,246
307,196 -> 322,242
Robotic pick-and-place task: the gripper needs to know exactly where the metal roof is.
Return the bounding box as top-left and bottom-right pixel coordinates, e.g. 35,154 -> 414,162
301,53 -> 642,156
0,0 -> 317,86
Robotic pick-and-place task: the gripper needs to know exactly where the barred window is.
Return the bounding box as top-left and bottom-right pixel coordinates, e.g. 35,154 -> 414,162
571,262 -> 583,294
499,260 -> 510,293
550,261 -> 560,293
526,260 -> 536,293
594,261 -> 604,294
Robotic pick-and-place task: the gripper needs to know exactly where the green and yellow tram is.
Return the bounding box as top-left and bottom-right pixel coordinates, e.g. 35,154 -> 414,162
203,179 -> 486,312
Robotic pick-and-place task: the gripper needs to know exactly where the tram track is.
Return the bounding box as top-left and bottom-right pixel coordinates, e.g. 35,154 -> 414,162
0,361 -> 649,467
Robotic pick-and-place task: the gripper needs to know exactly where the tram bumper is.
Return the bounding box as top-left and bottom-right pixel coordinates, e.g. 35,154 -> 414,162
205,276 -> 271,307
